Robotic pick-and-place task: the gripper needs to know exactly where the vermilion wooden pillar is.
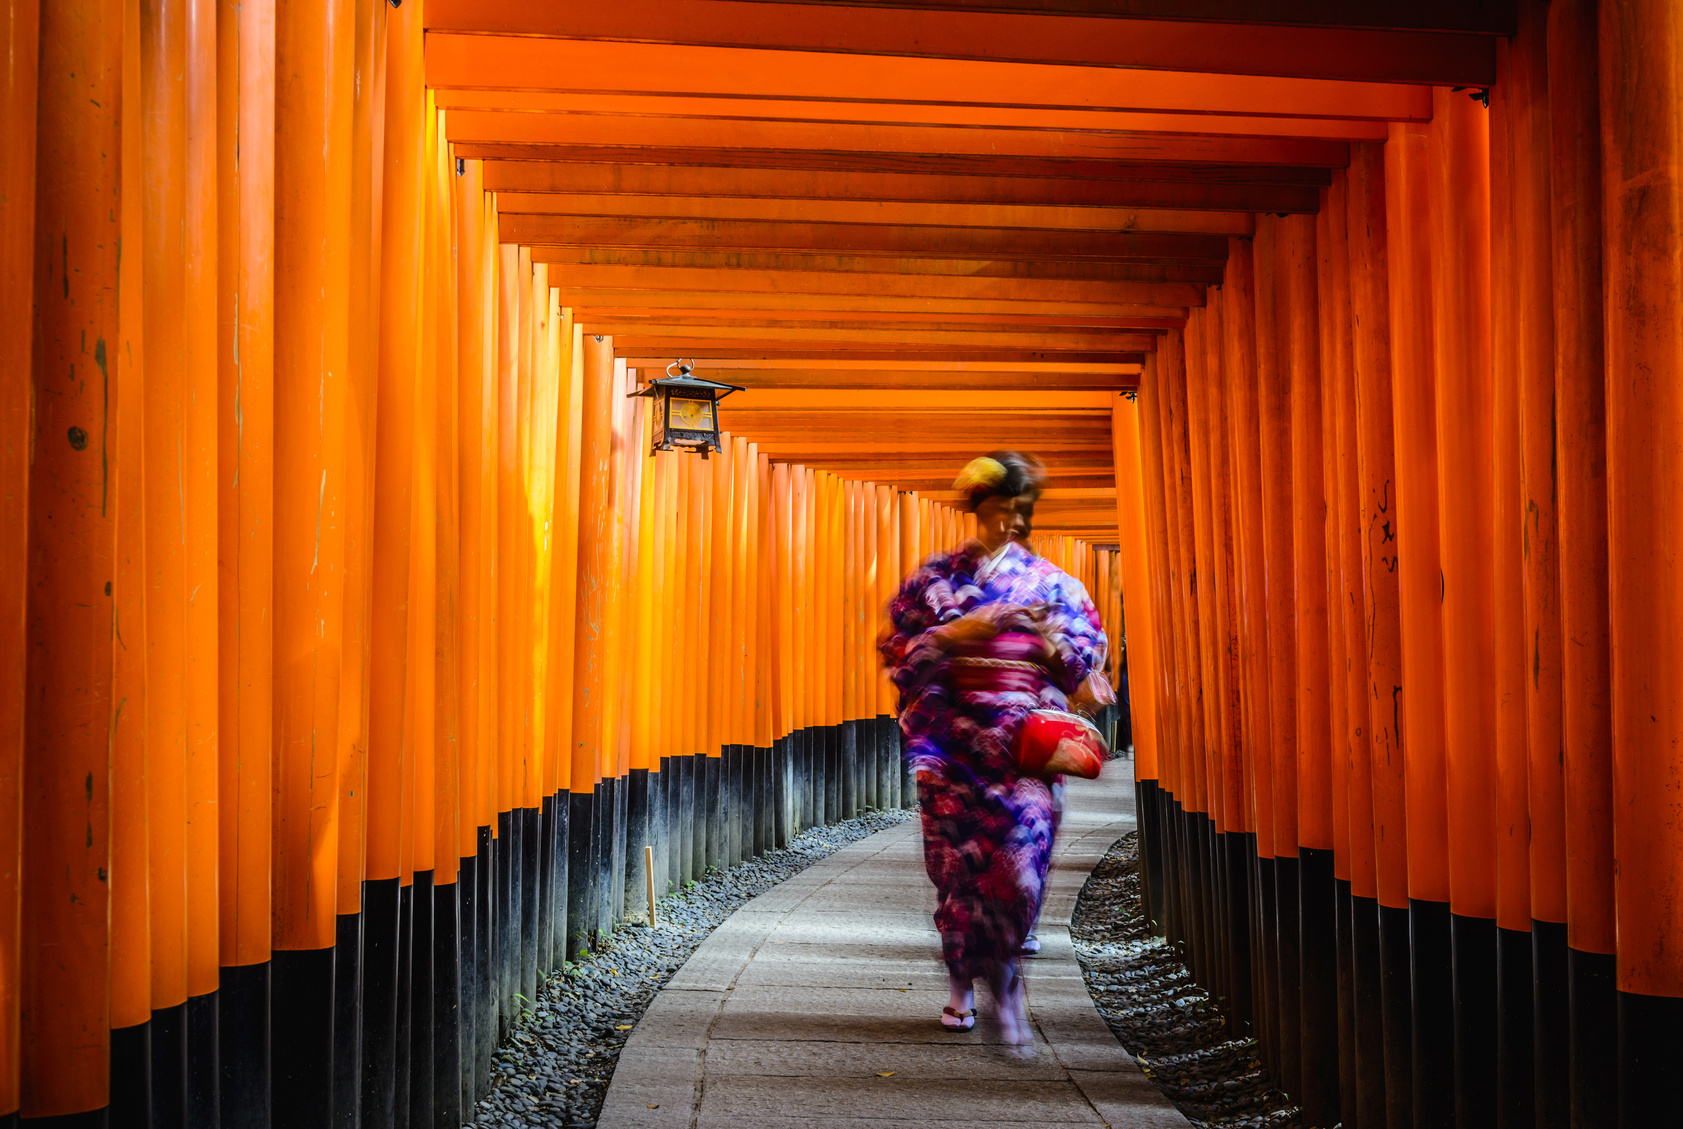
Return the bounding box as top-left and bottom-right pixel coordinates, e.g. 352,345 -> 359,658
109,14 -> 152,1119
1347,139 -> 1412,1129
1599,2 -> 1683,1122
1323,165 -> 1385,1129
1203,292 -> 1254,1038
1508,6 -> 1569,1124
273,1 -> 353,1126
0,0 -> 37,1117
1283,210 -> 1339,1126
215,0 -> 277,1120
1548,4 -> 1619,1125
23,1 -> 120,1117
1426,86 -> 1500,1129
568,331 -> 616,958
1385,119 -> 1454,1129
140,2 -> 212,1113
1255,216 -> 1302,1094
1163,328 -> 1212,989
1487,39 -> 1539,1129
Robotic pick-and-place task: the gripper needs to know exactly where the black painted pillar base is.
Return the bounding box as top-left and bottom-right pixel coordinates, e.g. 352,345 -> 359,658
522,806 -> 542,999
111,1021 -> 152,1129
566,791 -> 596,962
1533,919 -> 1569,1129
272,946 -> 336,1129
187,991 -> 218,1127
1350,892 -> 1386,1129
676,758 -> 695,885
748,745 -> 765,858
1409,898 -> 1455,1129
1225,833 -> 1253,1036
800,729 -> 816,830
149,1001 -> 187,1129
457,844 -> 479,1116
825,724 -> 841,822
597,782 -> 618,947
1335,878 -> 1358,1129
721,747 -> 741,865
650,763 -> 670,898
495,809 -> 517,1028
330,912 -> 360,1129
394,880 -> 413,1129
1618,987 -> 1683,1126
842,720 -> 859,819
877,718 -> 895,813
704,754 -> 723,873
409,871 -> 436,1129
661,756 -> 681,893
1255,854 -> 1279,1080
473,825 -> 495,1096
1377,901 -> 1415,1129
1274,854 -> 1303,1100
1298,847 -> 1338,1124
626,768 -> 651,918
1495,924 -> 1534,1129
537,795 -> 556,978
1450,913 -> 1498,1128
219,960 -> 270,1129
612,778 -> 630,934
550,800 -> 569,972
770,737 -> 789,849
433,877 -> 463,1129
1137,778 -> 1164,933
1568,946 -> 1617,1129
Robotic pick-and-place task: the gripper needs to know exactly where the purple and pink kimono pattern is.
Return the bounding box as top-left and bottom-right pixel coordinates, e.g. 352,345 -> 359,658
879,540 -> 1106,980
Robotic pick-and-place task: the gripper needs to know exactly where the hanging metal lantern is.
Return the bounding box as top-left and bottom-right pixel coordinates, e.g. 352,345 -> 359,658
629,360 -> 745,458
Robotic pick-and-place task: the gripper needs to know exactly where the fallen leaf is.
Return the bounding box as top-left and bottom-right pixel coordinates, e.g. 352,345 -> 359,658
648,1105 -> 660,1110
876,1071 -> 896,1078
616,1024 -> 633,1030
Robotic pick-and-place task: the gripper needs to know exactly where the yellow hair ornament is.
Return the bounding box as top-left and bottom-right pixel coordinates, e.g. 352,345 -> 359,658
953,456 -> 1007,494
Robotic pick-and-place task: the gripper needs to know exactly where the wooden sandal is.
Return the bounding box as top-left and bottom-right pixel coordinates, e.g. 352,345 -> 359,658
940,1006 -> 977,1032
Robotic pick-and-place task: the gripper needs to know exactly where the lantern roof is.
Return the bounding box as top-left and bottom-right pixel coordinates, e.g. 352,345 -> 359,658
629,361 -> 745,399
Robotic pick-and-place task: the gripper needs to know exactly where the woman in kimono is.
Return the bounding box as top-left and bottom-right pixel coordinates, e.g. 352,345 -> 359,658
879,452 -> 1107,1050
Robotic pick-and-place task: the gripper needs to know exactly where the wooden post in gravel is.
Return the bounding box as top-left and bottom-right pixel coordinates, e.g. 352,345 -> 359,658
644,845 -> 658,927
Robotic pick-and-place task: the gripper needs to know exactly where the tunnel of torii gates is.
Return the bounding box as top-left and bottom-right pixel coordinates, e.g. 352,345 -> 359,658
3,0 -> 1683,1127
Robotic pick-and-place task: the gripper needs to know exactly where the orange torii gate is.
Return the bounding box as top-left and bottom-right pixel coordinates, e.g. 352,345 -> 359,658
2,2 -> 1682,1128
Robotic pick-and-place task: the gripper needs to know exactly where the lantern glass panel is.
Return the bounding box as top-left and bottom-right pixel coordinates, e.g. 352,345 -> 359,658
668,395 -> 715,431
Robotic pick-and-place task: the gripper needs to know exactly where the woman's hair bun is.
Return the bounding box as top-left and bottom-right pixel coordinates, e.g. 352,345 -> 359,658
954,450 -> 1045,511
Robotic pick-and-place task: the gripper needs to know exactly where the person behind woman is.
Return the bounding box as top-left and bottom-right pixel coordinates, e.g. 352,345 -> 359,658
879,452 -> 1107,1051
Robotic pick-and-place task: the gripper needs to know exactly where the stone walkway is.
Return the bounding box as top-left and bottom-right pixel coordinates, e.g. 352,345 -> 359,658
599,760 -> 1190,1128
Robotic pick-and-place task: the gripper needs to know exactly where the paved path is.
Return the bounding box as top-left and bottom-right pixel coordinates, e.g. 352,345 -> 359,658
600,759 -> 1190,1128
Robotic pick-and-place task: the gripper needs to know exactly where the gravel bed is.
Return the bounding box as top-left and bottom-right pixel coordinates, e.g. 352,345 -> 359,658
1071,832 -> 1307,1129
469,808 -> 915,1128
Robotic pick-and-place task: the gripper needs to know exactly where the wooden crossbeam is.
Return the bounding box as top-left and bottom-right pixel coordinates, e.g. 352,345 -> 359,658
503,215 -> 1230,262
475,148 -> 1334,185
531,252 -> 1223,289
481,160 -> 1322,214
555,289 -> 1187,320
496,191 -> 1256,236
447,109 -> 1352,166
425,0 -> 1499,84
437,90 -> 1390,143
425,35 -> 1430,121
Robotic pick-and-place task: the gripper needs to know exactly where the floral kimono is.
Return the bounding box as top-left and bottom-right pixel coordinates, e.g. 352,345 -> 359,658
880,539 -> 1107,980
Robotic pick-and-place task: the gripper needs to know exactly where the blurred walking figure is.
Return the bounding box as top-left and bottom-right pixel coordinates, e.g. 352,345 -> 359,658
880,452 -> 1107,1052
